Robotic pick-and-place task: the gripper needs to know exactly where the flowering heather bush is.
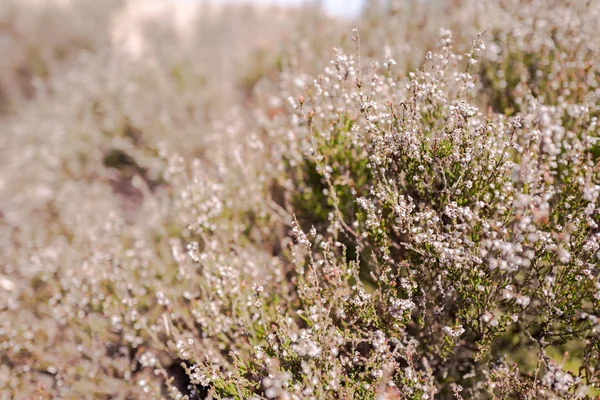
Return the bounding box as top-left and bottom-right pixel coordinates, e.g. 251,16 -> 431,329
1,0 -> 599,399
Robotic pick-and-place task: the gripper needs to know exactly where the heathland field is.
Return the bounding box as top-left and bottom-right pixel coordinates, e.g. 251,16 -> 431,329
1,0 -> 599,398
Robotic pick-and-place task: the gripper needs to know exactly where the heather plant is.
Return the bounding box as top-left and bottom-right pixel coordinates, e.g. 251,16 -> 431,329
1,0 -> 600,399
474,0 -> 600,115
277,29 -> 600,398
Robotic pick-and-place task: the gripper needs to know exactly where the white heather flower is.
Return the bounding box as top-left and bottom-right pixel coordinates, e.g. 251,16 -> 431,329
306,341 -> 322,358
442,325 -> 465,338
139,351 -> 158,368
156,291 -> 169,306
388,298 -> 416,319
516,295 -> 531,307
253,283 -> 264,293
372,330 -> 388,353
255,346 -> 264,360
292,223 -> 311,248
558,247 -> 571,264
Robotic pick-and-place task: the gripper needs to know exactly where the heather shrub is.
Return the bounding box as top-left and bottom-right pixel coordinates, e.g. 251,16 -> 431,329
1,1 -> 599,399
475,0 -> 600,115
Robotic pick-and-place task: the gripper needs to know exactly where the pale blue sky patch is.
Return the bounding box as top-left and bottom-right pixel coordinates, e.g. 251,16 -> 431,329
181,0 -> 365,17
258,0 -> 364,16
